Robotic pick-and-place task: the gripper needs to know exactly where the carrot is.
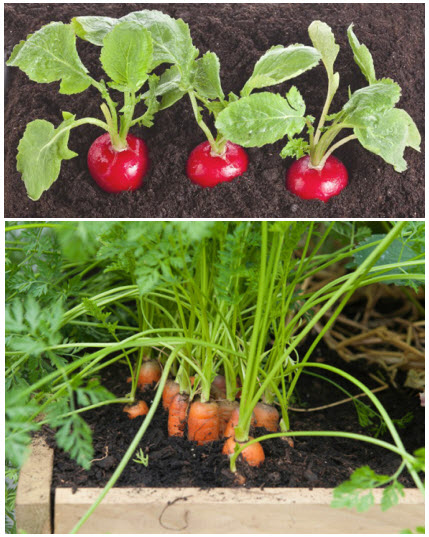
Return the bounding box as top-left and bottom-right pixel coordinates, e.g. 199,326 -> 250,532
138,360 -> 161,390
253,402 -> 279,432
222,436 -> 265,467
123,400 -> 149,419
168,393 -> 189,437
223,407 -> 255,438
218,400 -> 239,437
211,374 -> 226,399
187,400 -> 220,445
162,380 -> 180,410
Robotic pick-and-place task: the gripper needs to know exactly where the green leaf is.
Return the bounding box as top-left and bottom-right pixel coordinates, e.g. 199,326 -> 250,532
381,481 -> 404,511
6,391 -> 41,468
354,108 -> 421,172
216,92 -> 306,148
193,52 -> 225,101
412,447 -> 425,473
122,10 -> 199,77
242,44 -> 321,96
55,414 -> 93,469
72,15 -> 117,45
280,137 -> 309,159
16,113 -> 78,201
308,20 -> 340,97
7,22 -> 91,94
140,74 -> 161,127
100,21 -> 153,93
332,466 -> 388,512
75,11 -> 198,76
342,80 -> 401,127
352,233 -> 424,289
347,24 -> 376,85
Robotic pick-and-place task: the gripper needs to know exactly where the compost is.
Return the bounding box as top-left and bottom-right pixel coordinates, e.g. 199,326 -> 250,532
47,343 -> 424,491
4,3 -> 425,218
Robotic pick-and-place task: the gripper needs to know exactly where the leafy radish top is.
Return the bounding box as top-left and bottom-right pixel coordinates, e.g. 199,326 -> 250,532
6,16 -> 172,199
73,10 -> 321,156
216,21 -> 421,172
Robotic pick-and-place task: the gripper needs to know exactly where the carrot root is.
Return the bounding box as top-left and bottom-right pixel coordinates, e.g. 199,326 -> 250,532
168,393 -> 189,437
123,400 -> 149,419
222,436 -> 265,467
187,401 -> 220,445
218,400 -> 239,437
253,402 -> 279,432
138,360 -> 162,391
162,380 -> 180,410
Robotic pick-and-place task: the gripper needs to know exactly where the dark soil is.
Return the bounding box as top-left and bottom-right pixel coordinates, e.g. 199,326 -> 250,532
47,343 -> 424,491
5,3 -> 425,218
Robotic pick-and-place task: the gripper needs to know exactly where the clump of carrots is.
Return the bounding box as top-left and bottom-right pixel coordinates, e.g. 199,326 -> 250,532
161,372 -> 280,466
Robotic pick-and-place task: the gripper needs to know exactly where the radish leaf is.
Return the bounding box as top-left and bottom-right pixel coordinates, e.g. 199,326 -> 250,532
341,80 -> 401,126
193,52 -> 225,101
241,44 -> 321,96
216,91 -> 306,147
71,15 -> 117,45
16,113 -> 78,201
354,108 -> 421,172
347,24 -> 376,85
308,20 -> 340,96
100,21 -> 153,92
6,22 -> 91,94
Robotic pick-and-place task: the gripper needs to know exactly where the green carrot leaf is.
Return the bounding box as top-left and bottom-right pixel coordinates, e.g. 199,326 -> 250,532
241,44 -> 321,96
193,52 -> 225,101
216,92 -> 306,147
347,24 -> 376,85
332,466 -> 389,512
381,481 -> 405,512
16,112 -> 78,201
100,21 -> 153,93
7,22 -> 91,94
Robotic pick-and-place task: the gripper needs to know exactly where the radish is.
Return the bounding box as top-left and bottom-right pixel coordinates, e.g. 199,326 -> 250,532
215,22 -> 420,201
187,141 -> 248,187
87,133 -> 149,193
286,155 -> 348,202
7,19 -> 162,200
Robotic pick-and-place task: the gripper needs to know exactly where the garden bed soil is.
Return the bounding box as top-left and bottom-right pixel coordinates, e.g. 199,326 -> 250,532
5,3 -> 425,218
45,344 -> 424,491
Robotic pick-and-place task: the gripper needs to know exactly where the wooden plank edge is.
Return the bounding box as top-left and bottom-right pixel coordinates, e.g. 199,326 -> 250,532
55,487 -> 425,534
15,436 -> 54,534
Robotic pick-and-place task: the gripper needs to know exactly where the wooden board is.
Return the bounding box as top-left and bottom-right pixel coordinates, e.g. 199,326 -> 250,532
15,436 -> 53,534
55,486 -> 424,534
16,439 -> 425,534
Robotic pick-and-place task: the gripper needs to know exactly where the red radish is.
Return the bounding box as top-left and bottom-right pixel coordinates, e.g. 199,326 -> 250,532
87,133 -> 149,193
286,155 -> 348,202
187,141 -> 248,187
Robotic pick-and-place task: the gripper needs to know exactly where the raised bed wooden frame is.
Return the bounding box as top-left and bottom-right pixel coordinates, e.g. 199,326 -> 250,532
16,437 -> 425,534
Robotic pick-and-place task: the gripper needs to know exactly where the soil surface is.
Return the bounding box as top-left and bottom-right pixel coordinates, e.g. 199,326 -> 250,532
5,3 -> 425,218
47,343 -> 424,491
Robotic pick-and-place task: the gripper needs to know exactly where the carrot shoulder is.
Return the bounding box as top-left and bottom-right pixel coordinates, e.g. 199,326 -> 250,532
218,400 -> 239,437
138,360 -> 161,390
253,402 -> 279,432
187,401 -> 220,445
162,380 -> 180,410
123,400 -> 149,419
168,393 -> 189,437
222,436 -> 265,467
